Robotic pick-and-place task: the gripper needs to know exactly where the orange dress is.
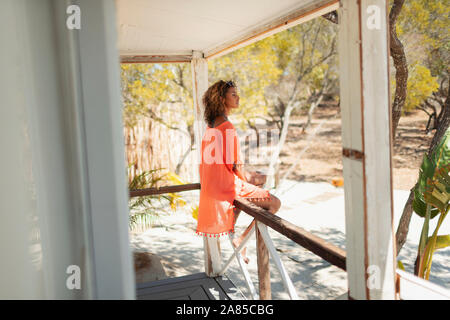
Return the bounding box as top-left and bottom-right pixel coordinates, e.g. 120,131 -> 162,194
196,121 -> 270,238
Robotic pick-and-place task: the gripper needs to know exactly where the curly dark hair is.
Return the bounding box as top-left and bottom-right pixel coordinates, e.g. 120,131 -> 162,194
202,80 -> 236,127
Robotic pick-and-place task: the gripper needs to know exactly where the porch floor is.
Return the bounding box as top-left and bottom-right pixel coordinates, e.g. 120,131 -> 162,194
136,272 -> 246,300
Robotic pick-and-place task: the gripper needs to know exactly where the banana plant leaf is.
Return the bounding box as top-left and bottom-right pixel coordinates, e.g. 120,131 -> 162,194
413,130 -> 450,279
413,130 -> 450,219
432,235 -> 450,250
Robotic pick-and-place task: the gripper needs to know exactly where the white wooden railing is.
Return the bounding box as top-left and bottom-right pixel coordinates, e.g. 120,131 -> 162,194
202,198 -> 346,300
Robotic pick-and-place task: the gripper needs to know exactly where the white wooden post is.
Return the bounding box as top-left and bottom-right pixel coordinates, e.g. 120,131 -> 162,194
256,222 -> 299,300
339,0 -> 396,300
203,237 -> 222,277
256,223 -> 271,299
191,50 -> 208,182
66,0 -> 136,299
191,51 -> 222,276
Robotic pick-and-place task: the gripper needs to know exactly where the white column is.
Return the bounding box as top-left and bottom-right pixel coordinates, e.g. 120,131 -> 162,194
0,0 -> 135,299
339,0 -> 396,300
191,52 -> 222,276
75,0 -> 135,299
191,51 -> 208,182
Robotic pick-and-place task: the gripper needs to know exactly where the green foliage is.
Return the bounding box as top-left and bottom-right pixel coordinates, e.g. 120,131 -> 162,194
413,130 -> 450,218
433,234 -> 450,250
121,47 -> 282,132
208,40 -> 282,130
403,63 -> 439,112
265,19 -> 338,109
397,0 -> 449,66
392,0 -> 449,111
128,168 -> 166,231
423,165 -> 450,213
128,168 -> 186,232
413,129 -> 450,279
121,63 -> 193,128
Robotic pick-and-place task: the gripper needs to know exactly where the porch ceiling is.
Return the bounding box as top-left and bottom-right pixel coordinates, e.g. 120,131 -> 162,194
116,0 -> 338,61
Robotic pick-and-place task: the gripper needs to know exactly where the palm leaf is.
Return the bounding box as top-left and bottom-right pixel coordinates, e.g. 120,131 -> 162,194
128,168 -> 169,231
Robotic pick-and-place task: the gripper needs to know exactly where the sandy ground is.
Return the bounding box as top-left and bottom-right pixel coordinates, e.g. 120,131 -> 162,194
129,109 -> 449,299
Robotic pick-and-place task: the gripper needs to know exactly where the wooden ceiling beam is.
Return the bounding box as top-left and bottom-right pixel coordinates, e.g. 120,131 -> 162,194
120,54 -> 192,64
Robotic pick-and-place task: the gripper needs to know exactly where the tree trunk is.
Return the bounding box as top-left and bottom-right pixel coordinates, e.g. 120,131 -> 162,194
248,120 -> 260,147
175,125 -> 195,175
389,0 -> 408,138
301,95 -> 324,134
266,103 -> 295,188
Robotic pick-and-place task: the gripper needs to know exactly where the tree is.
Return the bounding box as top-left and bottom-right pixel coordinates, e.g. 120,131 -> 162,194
121,63 -> 195,176
420,78 -> 450,133
208,40 -> 282,131
399,0 -> 450,133
391,0 -> 450,254
389,0 -> 408,138
261,18 -> 338,187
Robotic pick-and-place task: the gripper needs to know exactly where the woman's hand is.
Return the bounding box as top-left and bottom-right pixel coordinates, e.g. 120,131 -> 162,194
234,164 -> 266,187
245,171 -> 267,187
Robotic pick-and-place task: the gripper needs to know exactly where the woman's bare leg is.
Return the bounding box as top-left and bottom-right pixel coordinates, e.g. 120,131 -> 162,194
233,194 -> 281,263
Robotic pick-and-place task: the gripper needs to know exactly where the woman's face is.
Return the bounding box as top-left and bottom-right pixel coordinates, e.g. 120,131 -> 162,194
224,86 -> 240,112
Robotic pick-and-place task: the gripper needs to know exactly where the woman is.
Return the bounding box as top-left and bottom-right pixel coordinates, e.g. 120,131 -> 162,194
196,80 -> 281,263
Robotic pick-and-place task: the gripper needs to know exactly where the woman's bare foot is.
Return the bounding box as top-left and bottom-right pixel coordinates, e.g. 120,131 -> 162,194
232,238 -> 250,264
